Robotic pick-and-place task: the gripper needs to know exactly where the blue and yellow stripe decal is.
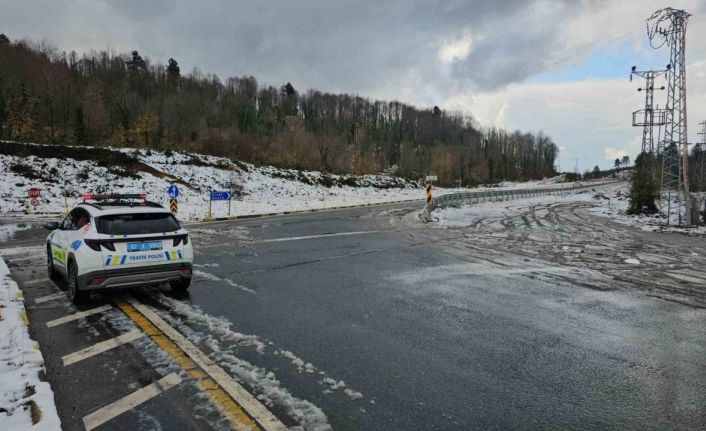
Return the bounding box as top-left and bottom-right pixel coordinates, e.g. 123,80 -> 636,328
164,250 -> 183,261
104,255 -> 128,266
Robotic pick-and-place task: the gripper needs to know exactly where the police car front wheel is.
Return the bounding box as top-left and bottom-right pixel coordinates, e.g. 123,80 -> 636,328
47,246 -> 59,280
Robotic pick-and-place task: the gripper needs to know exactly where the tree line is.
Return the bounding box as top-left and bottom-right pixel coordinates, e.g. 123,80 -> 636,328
0,34 -> 558,185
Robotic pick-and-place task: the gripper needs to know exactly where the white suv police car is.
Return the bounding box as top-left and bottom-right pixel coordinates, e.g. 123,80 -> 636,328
45,194 -> 193,303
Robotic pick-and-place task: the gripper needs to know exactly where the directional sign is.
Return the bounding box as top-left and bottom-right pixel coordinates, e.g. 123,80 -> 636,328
168,184 -> 180,199
425,175 -> 438,182
169,198 -> 178,214
28,187 -> 40,199
210,191 -> 231,201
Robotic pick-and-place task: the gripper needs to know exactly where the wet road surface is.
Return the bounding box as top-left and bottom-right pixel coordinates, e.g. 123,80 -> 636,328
1,200 -> 705,430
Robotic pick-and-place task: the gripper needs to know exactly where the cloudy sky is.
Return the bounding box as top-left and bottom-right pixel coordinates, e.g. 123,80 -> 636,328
3,0 -> 706,171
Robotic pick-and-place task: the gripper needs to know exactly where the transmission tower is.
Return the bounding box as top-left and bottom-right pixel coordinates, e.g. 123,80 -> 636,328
647,7 -> 692,224
698,120 -> 706,188
630,68 -> 668,154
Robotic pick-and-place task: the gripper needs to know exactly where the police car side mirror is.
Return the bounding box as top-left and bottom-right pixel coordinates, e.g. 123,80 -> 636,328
45,222 -> 60,231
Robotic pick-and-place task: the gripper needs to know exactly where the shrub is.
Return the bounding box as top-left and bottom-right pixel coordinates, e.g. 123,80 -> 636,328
627,152 -> 659,215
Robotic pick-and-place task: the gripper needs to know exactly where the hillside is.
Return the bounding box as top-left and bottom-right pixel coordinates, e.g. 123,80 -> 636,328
0,35 -> 557,186
0,141 -> 425,221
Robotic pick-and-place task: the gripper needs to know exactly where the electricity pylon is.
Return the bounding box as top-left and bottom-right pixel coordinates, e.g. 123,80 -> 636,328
630,68 -> 668,154
647,7 -> 692,224
698,120 -> 706,189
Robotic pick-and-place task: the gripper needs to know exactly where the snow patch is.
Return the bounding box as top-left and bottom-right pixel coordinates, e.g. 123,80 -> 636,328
150,295 -> 331,430
0,257 -> 61,430
154,294 -> 266,353
275,350 -> 316,374
343,389 -> 364,401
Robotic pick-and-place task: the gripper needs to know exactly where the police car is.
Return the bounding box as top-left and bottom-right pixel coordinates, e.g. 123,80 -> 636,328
45,194 -> 193,303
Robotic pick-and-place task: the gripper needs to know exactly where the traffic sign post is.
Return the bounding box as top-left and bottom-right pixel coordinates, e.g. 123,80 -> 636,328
423,175 -> 436,222
207,191 -> 232,220
167,185 -> 179,215
28,187 -> 40,214
210,191 -> 231,201
168,184 -> 180,199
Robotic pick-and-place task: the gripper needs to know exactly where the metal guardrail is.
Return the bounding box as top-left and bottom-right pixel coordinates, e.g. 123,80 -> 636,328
431,180 -> 621,211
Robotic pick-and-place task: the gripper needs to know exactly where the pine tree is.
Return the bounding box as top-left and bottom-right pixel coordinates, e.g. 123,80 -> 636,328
74,106 -> 87,146
627,152 -> 659,215
0,88 -> 6,137
0,34 -> 9,45
167,58 -> 180,84
281,82 -> 298,116
126,51 -> 146,71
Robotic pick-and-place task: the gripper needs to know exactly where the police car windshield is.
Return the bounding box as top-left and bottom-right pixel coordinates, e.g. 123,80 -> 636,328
96,213 -> 180,235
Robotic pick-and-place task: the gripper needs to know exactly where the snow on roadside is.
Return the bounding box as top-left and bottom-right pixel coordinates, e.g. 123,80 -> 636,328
149,294 -> 331,430
432,181 -> 706,235
0,146 -> 424,222
150,293 -> 366,428
1,142 -> 578,222
431,186 -> 607,227
0,257 -> 61,430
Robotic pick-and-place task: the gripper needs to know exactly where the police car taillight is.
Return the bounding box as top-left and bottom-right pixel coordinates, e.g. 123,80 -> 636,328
173,234 -> 189,246
84,239 -> 101,251
84,239 -> 115,251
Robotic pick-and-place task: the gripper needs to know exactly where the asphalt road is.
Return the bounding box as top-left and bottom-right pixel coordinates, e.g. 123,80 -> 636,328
1,199 -> 705,430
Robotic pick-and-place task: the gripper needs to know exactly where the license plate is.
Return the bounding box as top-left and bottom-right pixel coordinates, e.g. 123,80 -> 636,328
127,241 -> 163,252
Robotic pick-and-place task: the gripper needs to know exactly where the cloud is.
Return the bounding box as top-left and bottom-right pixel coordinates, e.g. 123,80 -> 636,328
2,0 -> 706,171
442,58 -> 706,171
604,147 -> 629,160
437,32 -> 473,64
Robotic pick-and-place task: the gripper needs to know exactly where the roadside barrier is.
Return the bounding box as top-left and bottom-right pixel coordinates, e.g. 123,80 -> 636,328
430,179 -> 621,211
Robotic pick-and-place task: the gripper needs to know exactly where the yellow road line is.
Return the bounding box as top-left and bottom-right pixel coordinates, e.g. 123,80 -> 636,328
114,297 -> 268,431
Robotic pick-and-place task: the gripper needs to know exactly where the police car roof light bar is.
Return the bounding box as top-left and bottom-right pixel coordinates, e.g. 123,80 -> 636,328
82,193 -> 147,202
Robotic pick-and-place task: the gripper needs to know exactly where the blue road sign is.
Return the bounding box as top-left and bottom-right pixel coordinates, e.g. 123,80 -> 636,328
168,184 -> 180,199
210,191 -> 231,201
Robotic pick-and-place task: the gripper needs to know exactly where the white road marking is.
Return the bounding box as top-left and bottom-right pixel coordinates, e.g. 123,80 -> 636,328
7,256 -> 41,262
82,372 -> 182,431
62,330 -> 144,366
259,230 -> 382,243
24,277 -> 51,287
46,304 -> 113,328
34,292 -> 66,304
192,270 -> 256,294
125,295 -> 287,431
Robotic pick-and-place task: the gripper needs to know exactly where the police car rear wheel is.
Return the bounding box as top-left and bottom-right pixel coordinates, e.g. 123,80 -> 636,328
67,262 -> 88,304
170,279 -> 190,292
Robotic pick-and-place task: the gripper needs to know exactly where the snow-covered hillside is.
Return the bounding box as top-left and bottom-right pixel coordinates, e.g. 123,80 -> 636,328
0,142 -> 584,222
0,143 -> 427,221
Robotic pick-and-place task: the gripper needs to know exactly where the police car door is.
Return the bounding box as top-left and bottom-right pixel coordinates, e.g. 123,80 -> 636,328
50,210 -> 77,270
